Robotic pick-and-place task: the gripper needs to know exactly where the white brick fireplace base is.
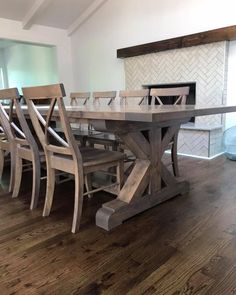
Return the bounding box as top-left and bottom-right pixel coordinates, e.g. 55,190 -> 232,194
124,41 -> 229,158
178,124 -> 223,158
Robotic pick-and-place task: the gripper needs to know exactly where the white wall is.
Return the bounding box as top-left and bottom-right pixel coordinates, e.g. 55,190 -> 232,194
4,44 -> 58,93
0,18 -> 73,98
70,0 -> 236,100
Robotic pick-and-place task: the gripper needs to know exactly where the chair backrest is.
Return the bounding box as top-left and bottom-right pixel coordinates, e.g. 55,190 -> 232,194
22,84 -> 82,165
0,88 -> 38,152
119,89 -> 150,106
150,87 -> 190,105
70,92 -> 90,106
92,91 -> 116,106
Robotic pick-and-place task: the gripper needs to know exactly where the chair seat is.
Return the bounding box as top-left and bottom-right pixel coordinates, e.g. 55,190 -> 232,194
81,147 -> 124,167
53,147 -> 125,169
19,145 -> 45,161
54,127 -> 102,144
88,132 -> 117,141
72,129 -> 102,137
54,127 -> 101,137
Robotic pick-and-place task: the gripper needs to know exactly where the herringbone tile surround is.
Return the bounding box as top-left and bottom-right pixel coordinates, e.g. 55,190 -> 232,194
124,41 -> 229,157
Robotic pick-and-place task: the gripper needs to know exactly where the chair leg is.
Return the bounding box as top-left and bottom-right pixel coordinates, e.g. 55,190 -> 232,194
12,156 -> 22,198
124,161 -> 135,177
117,160 -> 124,193
30,156 -> 41,210
85,174 -> 93,199
43,167 -> 55,217
55,169 -> 61,184
9,150 -> 16,193
0,149 -> 4,181
81,136 -> 87,147
112,141 -> 118,151
71,171 -> 84,234
171,134 -> 180,177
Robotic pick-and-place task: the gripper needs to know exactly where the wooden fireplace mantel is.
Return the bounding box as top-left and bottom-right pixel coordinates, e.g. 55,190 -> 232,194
117,25 -> 236,58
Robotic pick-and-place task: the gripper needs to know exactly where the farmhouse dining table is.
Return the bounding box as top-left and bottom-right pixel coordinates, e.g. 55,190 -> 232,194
28,103 -> 236,231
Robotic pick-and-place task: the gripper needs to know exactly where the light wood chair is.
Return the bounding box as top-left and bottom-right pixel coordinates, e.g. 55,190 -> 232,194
70,92 -> 92,146
23,84 -> 125,233
119,90 -> 150,150
117,89 -> 151,169
70,92 -> 90,106
119,89 -> 149,106
0,88 -> 44,209
87,91 -> 119,150
92,91 -> 116,106
150,86 -> 190,177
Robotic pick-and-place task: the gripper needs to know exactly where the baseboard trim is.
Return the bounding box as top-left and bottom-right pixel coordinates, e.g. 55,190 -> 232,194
165,150 -> 224,160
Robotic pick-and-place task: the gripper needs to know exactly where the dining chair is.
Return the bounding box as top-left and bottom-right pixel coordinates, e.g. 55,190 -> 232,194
118,90 -> 150,150
70,92 -> 90,106
92,91 -> 116,106
116,89 -> 151,171
71,92 -> 92,146
150,86 -> 190,177
119,89 -> 150,106
87,91 -> 119,150
0,88 -> 44,209
22,83 -> 125,233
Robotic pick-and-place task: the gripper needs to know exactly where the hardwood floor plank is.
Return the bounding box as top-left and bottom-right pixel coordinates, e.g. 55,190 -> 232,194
0,156 -> 236,295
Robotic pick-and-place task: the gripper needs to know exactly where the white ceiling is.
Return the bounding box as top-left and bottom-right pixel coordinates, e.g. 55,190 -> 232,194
0,0 -> 33,21
33,0 -> 95,29
0,0 -> 102,34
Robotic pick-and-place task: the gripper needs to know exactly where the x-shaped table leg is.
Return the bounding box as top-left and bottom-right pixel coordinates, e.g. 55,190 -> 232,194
96,122 -> 190,230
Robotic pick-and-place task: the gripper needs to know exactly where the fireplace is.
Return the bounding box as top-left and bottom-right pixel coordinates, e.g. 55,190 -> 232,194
124,41 -> 229,158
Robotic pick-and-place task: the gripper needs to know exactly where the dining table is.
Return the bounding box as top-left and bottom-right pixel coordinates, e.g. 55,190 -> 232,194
29,103 -> 235,231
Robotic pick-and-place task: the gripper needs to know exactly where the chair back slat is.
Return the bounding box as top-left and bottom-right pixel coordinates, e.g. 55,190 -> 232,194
119,89 -> 149,105
30,103 -> 68,147
45,98 -> 57,145
150,87 -> 190,105
57,97 -> 80,157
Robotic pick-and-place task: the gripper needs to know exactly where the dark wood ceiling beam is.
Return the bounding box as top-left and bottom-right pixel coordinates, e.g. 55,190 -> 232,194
117,25 -> 236,58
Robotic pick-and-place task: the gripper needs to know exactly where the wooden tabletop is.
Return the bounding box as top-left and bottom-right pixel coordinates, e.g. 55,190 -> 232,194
34,104 -> 236,123
7,104 -> 236,123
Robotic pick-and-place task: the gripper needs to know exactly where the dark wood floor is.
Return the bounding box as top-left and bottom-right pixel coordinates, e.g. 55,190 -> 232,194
0,155 -> 236,295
